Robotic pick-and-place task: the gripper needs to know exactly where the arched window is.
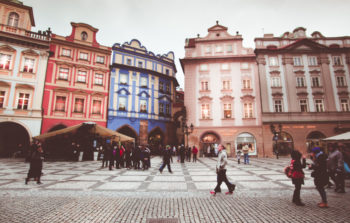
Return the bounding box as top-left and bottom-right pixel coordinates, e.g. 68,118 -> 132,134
236,133 -> 257,155
7,12 -> 19,27
81,32 -> 88,41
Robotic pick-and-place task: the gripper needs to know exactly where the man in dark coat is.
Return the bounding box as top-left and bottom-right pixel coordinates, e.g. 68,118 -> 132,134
180,144 -> 185,163
159,145 -> 173,173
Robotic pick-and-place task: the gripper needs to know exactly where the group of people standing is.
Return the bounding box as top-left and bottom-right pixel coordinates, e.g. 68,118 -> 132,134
288,142 -> 347,208
100,142 -> 151,171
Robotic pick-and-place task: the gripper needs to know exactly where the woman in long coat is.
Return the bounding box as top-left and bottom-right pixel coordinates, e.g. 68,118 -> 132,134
25,141 -> 44,185
290,150 -> 306,206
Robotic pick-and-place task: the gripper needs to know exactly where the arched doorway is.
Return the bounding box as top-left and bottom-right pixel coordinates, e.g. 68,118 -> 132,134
0,122 -> 30,158
148,127 -> 164,155
236,132 -> 257,156
200,131 -> 220,157
117,125 -> 138,142
306,131 -> 326,153
273,131 -> 294,155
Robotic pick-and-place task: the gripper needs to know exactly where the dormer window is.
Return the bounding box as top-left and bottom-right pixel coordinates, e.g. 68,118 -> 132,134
7,12 -> 19,27
81,32 -> 88,41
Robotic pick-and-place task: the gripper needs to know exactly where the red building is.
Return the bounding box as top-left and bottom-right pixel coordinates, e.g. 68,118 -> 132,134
41,22 -> 111,134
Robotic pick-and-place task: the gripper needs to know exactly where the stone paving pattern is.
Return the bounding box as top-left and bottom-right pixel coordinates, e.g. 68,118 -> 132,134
0,157 -> 349,223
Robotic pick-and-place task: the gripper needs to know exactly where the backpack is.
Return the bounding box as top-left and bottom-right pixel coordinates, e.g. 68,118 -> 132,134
284,164 -> 293,178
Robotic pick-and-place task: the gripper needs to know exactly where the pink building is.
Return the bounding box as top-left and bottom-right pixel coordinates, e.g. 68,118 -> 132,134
180,22 -> 263,157
255,27 -> 350,156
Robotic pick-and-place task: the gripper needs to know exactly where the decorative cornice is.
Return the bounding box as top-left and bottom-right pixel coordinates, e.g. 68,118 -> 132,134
293,69 -> 305,74
319,56 -> 330,64
22,49 -> 39,56
309,68 -> 321,73
270,69 -> 281,75
296,91 -> 308,97
271,92 -> 283,97
338,91 -> 349,96
0,44 -> 16,52
240,95 -> 255,100
116,88 -> 131,95
334,68 -> 345,74
312,91 -> 324,96
220,95 -> 234,101
198,96 -> 213,102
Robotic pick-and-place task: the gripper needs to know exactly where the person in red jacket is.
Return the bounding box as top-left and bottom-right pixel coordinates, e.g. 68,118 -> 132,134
192,146 -> 198,162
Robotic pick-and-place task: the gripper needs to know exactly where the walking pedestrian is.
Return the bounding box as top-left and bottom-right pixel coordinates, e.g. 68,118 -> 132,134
210,144 -> 236,195
187,146 -> 192,162
236,150 -> 242,164
327,143 -> 345,193
309,147 -> 329,208
159,145 -> 173,173
192,145 -> 198,162
290,150 -> 306,206
243,144 -> 249,164
180,144 -> 185,163
25,141 -> 44,185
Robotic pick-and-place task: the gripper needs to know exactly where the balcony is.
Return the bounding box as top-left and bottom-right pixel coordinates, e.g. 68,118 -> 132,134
0,24 -> 51,41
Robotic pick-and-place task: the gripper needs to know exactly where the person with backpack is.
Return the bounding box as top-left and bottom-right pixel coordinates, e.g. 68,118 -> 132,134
289,150 -> 306,206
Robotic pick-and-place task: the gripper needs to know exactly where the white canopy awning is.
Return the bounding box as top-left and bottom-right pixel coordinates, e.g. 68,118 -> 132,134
322,131 -> 350,141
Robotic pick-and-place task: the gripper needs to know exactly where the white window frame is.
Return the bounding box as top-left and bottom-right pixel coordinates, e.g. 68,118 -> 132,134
223,80 -> 231,90
77,70 -> 87,83
120,73 -> 128,85
92,99 -> 102,114
293,57 -> 303,66
333,56 -> 342,66
118,97 -> 127,111
271,77 -> 281,87
200,64 -> 208,71
340,99 -> 350,112
274,99 -> 283,112
201,81 -> 209,91
269,57 -> 278,66
308,56 -> 318,66
58,67 -> 69,80
315,99 -> 325,112
243,102 -> 253,118
215,45 -> 223,53
94,73 -> 103,85
299,99 -> 308,112
201,104 -> 210,119
221,63 -> 229,70
223,103 -> 232,118
22,57 -> 35,73
7,12 -> 19,27
17,93 -> 30,110
205,46 -> 211,54
0,91 -> 6,108
296,77 -> 305,87
55,96 -> 66,112
79,52 -> 88,60
0,53 -> 12,70
96,56 -> 105,64
61,48 -> 71,57
336,76 -> 346,87
226,45 -> 232,53
140,76 -> 148,87
312,76 -> 320,87
74,98 -> 85,113
243,79 -> 251,89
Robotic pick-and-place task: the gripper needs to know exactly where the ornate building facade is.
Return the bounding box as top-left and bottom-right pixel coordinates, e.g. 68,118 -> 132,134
108,39 -> 178,149
181,22 -> 263,157
41,22 -> 111,134
255,27 -> 350,156
0,0 -> 50,157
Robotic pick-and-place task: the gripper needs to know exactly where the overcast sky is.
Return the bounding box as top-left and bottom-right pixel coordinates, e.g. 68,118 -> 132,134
24,0 -> 350,89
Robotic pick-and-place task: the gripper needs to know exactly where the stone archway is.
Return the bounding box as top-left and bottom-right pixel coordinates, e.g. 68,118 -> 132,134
306,131 -> 326,153
273,131 -> 294,155
117,125 -> 138,143
148,127 -> 164,155
200,131 -> 221,157
0,121 -> 30,158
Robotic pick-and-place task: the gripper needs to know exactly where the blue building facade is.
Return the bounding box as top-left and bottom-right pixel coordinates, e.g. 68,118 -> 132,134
108,39 -> 178,149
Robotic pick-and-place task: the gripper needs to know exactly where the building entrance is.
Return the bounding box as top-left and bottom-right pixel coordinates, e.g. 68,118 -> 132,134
0,122 -> 30,158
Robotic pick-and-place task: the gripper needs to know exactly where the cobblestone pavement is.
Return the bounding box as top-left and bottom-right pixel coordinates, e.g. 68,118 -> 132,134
0,157 -> 349,223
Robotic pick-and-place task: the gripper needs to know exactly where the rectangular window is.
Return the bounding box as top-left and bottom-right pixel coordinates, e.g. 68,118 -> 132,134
223,80 -> 231,90
308,56 -> 318,66
119,97 -> 126,111
201,104 -> 210,119
165,104 -> 170,115
61,48 -> 71,57
140,99 -> 147,113
274,100 -> 283,112
58,68 -> 69,80
92,100 -> 102,114
159,103 -> 164,114
140,77 -> 148,87
0,53 -> 11,69
243,79 -> 251,89
293,57 -> 302,66
79,52 -> 88,60
96,56 -> 105,64
300,99 -> 308,112
312,76 -> 320,87
138,61 -> 143,68
201,81 -> 209,91
74,98 -> 84,113
315,99 -> 324,112
244,103 -> 253,118
215,45 -> 223,53
23,58 -> 35,73
269,57 -> 278,66
333,56 -> 342,66
336,76 -> 346,87
205,46 -> 211,53
166,83 -> 170,93
341,99 -> 350,112
165,69 -> 169,75
271,77 -> 281,87
159,81 -> 164,91
94,73 -> 103,85
296,77 -> 305,87
77,70 -> 87,83
226,45 -> 232,53
17,93 -> 29,110
126,58 -> 132,65
221,63 -> 229,70
55,96 -> 66,111
200,64 -> 208,71
120,73 -> 128,85
0,91 -> 5,108
224,103 -> 232,118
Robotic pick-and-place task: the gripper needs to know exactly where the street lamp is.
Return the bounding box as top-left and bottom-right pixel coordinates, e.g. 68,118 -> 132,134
182,118 -> 194,149
270,123 -> 282,159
